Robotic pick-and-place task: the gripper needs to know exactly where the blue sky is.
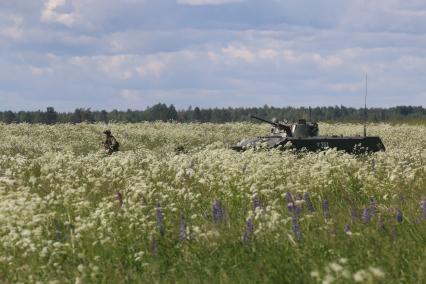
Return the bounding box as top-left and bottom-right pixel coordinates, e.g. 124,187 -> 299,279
1,0 -> 426,111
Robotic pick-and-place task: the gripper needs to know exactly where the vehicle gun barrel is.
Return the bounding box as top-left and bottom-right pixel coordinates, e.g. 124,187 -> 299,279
250,115 -> 292,136
250,115 -> 278,126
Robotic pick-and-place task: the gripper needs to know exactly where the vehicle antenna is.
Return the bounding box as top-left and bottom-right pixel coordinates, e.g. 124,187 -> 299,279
364,73 -> 367,137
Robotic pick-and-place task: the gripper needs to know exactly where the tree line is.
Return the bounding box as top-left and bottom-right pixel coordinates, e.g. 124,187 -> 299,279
1,104 -> 425,124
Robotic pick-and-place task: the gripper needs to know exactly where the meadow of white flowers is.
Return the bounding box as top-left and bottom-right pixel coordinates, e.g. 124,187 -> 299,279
0,122 -> 425,283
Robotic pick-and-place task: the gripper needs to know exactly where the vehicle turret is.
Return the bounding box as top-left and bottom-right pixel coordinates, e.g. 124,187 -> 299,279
250,115 -> 292,136
251,115 -> 319,138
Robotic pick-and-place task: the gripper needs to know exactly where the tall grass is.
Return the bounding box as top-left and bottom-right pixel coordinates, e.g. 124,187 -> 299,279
0,122 -> 425,283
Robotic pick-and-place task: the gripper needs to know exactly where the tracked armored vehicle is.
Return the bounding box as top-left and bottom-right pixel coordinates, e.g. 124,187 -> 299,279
231,115 -> 385,153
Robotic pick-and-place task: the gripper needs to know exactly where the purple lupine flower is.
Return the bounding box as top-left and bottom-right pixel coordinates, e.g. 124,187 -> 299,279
396,209 -> 403,223
156,203 -> 165,236
344,223 -> 351,236
369,197 -> 377,215
115,191 -> 123,207
212,200 -> 224,224
304,192 -> 315,213
322,198 -> 330,219
253,195 -> 262,210
242,218 -> 254,243
422,199 -> 426,220
293,204 -> 302,217
362,207 -> 370,223
291,215 -> 302,242
246,218 -> 254,233
179,216 -> 187,241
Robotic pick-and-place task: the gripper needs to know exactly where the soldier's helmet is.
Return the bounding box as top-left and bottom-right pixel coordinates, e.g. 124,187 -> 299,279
103,130 -> 111,135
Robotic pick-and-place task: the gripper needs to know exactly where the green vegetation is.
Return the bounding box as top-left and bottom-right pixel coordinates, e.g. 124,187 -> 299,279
0,122 -> 425,283
1,104 -> 426,124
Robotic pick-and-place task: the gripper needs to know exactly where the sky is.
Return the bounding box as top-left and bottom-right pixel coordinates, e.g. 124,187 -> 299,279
1,0 -> 426,111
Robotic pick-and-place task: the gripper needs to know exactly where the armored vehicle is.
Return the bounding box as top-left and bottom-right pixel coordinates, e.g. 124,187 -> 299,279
231,115 -> 385,153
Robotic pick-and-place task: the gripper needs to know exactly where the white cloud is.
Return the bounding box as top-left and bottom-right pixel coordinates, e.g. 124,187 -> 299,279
258,49 -> 279,60
218,44 -> 344,70
282,49 -> 304,63
136,60 -> 165,78
30,66 -> 53,76
68,54 -> 169,81
41,0 -> 77,27
99,55 -> 132,77
177,0 -> 244,6
76,55 -> 135,80
311,53 -> 343,69
0,14 -> 23,40
222,45 -> 256,62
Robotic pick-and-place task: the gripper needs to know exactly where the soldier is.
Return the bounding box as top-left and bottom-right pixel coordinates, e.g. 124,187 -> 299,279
103,130 -> 119,155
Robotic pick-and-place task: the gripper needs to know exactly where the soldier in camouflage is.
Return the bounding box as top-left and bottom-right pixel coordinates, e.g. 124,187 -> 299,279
103,130 -> 119,155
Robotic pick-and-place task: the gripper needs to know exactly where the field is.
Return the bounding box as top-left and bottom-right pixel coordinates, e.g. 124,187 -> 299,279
0,122 -> 425,283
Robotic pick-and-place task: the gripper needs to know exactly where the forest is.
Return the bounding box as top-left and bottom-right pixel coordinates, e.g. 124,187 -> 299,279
1,104 -> 425,124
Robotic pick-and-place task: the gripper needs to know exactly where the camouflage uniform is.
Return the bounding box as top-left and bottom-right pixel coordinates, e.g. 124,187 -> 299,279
103,130 -> 119,154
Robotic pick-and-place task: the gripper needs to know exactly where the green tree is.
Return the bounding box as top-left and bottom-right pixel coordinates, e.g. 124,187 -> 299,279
45,107 -> 58,124
18,111 -> 33,123
99,110 -> 108,123
193,107 -> 202,121
168,104 -> 178,121
3,111 -> 16,123
72,108 -> 83,123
